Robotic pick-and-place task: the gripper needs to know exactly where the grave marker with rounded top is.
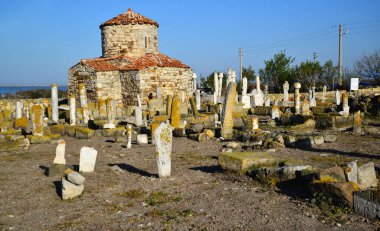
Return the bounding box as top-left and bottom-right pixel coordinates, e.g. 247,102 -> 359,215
154,122 -> 173,177
79,147 -> 98,172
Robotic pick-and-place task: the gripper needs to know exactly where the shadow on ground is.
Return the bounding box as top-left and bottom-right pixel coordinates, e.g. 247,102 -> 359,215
108,163 -> 158,178
189,165 -> 223,174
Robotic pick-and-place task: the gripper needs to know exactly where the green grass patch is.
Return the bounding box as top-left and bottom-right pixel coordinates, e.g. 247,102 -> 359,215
145,191 -> 182,206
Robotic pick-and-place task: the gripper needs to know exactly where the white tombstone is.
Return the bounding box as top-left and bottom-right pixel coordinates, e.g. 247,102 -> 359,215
241,95 -> 251,109
69,95 -> 76,126
251,75 -> 264,107
154,122 -> 173,178
274,99 -> 279,106
265,98 -> 271,106
156,87 -> 161,99
126,125 -> 132,149
322,85 -> 327,103
283,81 -> 289,106
78,84 -> 89,124
335,90 -> 341,105
293,82 -> 301,114
79,147 -> 98,172
16,101 -> 23,119
310,85 -> 317,107
137,95 -> 142,108
271,107 -> 280,120
226,68 -> 233,89
195,90 -> 201,110
218,72 -> 223,97
51,84 -> 59,123
213,72 -> 219,102
137,134 -> 148,144
192,73 -> 197,93
242,77 -> 248,96
214,113 -> 219,127
53,140 -> 66,165
252,116 -> 259,130
135,107 -> 143,127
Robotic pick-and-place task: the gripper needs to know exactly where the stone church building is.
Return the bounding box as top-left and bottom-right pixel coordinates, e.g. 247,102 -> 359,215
68,8 -> 193,106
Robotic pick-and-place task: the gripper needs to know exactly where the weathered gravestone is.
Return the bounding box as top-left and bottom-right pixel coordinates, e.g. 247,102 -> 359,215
154,122 -> 173,178
79,147 -> 98,172
221,82 -> 237,138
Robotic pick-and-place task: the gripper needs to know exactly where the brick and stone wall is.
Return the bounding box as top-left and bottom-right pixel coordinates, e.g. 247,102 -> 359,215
95,71 -> 122,102
136,67 -> 193,105
101,24 -> 158,58
68,64 -> 97,103
120,71 -> 140,106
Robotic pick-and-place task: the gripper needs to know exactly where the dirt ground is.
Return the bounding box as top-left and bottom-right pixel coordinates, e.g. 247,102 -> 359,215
0,130 -> 379,230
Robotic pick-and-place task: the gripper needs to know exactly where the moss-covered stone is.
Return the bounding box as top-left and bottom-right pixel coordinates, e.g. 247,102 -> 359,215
14,117 -> 28,129
218,152 -> 284,175
0,139 -> 20,151
101,127 -> 124,137
334,115 -> 353,129
50,124 -> 65,135
153,115 -> 169,123
27,135 -> 51,144
65,126 -> 76,137
75,127 -> 95,139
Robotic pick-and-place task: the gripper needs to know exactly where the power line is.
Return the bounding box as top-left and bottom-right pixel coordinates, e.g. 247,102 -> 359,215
242,26 -> 334,50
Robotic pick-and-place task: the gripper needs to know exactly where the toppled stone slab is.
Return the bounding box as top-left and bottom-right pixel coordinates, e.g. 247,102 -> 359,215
61,177 -> 84,200
218,152 -> 283,174
75,127 -> 95,139
290,119 -> 316,133
137,134 -> 148,144
0,139 -> 20,151
249,165 -> 315,182
27,135 -> 51,144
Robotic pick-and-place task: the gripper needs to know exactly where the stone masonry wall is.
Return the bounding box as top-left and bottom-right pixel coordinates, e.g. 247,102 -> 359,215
68,63 -> 97,103
96,71 -> 122,102
120,71 -> 140,106
137,67 -> 193,105
101,24 -> 158,58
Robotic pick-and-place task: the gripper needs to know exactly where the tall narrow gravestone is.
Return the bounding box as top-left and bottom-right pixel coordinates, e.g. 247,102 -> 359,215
79,147 -> 98,172
51,84 -> 59,123
221,82 -> 237,138
154,122 -> 173,178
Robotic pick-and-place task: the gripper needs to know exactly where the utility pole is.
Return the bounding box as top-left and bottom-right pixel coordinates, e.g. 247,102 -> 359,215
313,52 -> 318,63
239,48 -> 243,83
338,24 -> 343,86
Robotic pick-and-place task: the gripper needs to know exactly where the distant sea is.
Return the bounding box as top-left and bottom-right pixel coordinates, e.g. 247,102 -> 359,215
0,86 -> 68,96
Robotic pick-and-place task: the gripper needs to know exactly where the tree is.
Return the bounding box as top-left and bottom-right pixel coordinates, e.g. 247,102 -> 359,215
355,49 -> 380,84
321,60 -> 337,88
258,50 -> 295,92
242,65 -> 256,82
295,60 -> 323,91
200,71 -> 228,93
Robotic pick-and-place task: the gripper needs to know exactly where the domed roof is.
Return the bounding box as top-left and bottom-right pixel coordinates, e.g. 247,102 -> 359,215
100,8 -> 159,28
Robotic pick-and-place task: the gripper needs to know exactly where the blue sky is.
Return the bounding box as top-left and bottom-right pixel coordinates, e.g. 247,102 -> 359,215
0,0 -> 379,85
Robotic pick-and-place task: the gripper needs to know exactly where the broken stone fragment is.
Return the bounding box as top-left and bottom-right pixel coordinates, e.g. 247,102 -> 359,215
309,181 -> 358,208
66,170 -> 85,186
61,177 -> 84,200
318,166 -> 347,183
312,135 -> 324,146
357,162 -> 378,190
345,161 -> 358,184
186,124 -> 204,134
137,134 -> 148,144
323,133 -> 337,143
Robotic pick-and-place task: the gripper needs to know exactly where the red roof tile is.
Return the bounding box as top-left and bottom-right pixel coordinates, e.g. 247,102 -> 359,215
80,53 -> 190,72
100,8 -> 159,28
